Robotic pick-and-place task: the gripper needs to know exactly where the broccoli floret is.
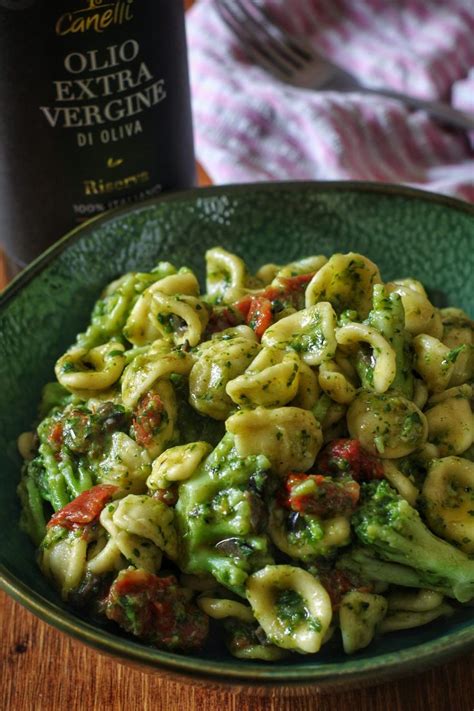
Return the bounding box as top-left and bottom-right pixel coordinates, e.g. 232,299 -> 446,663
351,480 -> 474,602
175,433 -> 273,597
337,547 -> 453,598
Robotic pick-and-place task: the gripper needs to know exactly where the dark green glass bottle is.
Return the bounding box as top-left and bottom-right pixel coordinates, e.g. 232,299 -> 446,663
0,0 -> 195,266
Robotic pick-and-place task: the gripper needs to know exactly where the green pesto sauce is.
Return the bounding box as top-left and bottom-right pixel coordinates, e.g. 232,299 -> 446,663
275,588 -> 321,633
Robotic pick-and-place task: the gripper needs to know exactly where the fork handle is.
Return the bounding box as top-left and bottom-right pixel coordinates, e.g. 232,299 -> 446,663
363,87 -> 474,131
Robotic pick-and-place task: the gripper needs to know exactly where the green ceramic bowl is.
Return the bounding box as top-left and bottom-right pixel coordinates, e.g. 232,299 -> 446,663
1,182 -> 473,690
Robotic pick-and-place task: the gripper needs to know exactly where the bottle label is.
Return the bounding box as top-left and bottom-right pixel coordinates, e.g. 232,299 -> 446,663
36,1 -> 168,216
39,34 -> 167,211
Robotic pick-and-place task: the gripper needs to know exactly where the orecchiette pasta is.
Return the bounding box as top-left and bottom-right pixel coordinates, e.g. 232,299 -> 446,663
197,596 -> 255,623
262,302 -> 337,366
111,494 -> 178,559
56,342 -> 126,394
336,323 -> 396,394
189,330 -> 260,419
386,279 -> 443,338
378,603 -> 453,634
382,460 -> 419,506
225,406 -> 323,475
424,396 -> 473,456
347,391 -> 428,458
318,360 -> 357,405
422,457 -> 474,554
40,530 -> 89,599
305,252 -> 381,318
291,361 -> 320,410
98,431 -> 151,492
339,591 -> 388,654
246,565 -> 333,654
226,347 -> 301,408
386,588 -> 444,612
100,502 -> 163,572
19,247 -> 474,662
268,503 -> 351,560
121,339 -> 194,409
205,247 -> 250,303
413,334 -> 457,392
147,442 -> 213,491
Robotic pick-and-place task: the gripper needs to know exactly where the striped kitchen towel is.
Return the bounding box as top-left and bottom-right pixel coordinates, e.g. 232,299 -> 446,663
186,0 -> 474,201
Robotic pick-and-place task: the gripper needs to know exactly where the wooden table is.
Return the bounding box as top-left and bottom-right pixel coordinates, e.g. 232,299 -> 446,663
1,1 -> 473,708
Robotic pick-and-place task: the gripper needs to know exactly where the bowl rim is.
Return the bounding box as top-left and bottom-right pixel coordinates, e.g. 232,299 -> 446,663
2,180 -> 473,306
2,565 -> 474,686
1,179 -> 473,686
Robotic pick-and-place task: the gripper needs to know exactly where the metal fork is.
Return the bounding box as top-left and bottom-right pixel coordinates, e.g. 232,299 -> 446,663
215,0 -> 474,131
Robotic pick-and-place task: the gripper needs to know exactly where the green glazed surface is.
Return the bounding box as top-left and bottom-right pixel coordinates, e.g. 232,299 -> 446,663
1,182 -> 473,688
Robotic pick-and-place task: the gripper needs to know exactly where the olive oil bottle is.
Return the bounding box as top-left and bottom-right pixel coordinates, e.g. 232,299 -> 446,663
0,0 -> 195,266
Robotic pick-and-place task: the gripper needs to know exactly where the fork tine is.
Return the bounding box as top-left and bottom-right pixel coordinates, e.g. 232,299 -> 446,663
216,0 -> 300,77
240,0 -> 314,64
231,0 -> 307,70
216,3 -> 290,80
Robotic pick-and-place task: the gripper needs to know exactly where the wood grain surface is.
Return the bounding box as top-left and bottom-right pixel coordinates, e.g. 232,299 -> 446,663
1,1 -> 473,708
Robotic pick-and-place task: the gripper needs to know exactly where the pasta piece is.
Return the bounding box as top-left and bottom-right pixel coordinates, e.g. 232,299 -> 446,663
387,589 -> 444,612
440,308 -> 473,386
179,573 -> 222,593
246,565 -> 332,654
336,323 -> 396,394
152,293 -> 209,347
428,383 -> 472,405
86,534 -> 123,576
412,334 -> 457,393
39,529 -> 88,599
255,262 -> 281,285
412,379 -> 429,410
189,332 -> 260,420
100,503 -> 163,573
206,247 -> 248,303
378,604 -> 453,633
226,406 -> 323,475
291,362 -> 320,410
147,441 -> 212,491
269,504 -> 351,561
148,271 -> 200,297
123,271 -> 201,346
112,494 -> 178,560
226,347 -> 300,408
272,255 -> 327,282
382,461 -> 419,506
318,360 -> 356,405
339,591 -> 388,654
126,291 -> 208,348
305,253 -> 381,318
55,342 -> 125,394
422,457 -> 474,554
347,391 -> 428,458
424,396 -> 473,456
387,279 -> 443,337
197,597 -> 255,623
121,339 -> 193,409
262,302 -> 337,366
97,431 -> 151,493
